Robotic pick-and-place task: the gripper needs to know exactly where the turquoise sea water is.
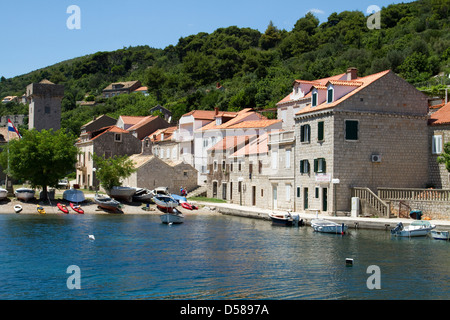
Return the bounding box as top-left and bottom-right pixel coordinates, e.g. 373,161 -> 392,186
0,213 -> 448,300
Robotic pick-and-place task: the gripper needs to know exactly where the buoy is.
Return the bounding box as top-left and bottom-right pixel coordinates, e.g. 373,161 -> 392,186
345,258 -> 353,266
89,235 -> 95,240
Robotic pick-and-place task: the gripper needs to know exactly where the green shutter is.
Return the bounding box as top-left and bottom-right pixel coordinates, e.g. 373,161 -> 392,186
300,125 -> 305,142
327,88 -> 333,103
300,160 -> 304,173
318,121 -> 324,141
312,93 -> 317,107
322,158 -> 326,173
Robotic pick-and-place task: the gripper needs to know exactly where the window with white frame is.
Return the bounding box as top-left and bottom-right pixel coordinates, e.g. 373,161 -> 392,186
432,135 -> 443,154
285,149 -> 291,168
271,150 -> 278,170
286,184 -> 291,202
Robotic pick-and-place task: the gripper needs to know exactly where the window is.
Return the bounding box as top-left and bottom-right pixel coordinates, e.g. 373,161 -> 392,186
213,160 -> 218,171
314,158 -> 326,173
286,185 -> 291,202
238,161 -> 242,171
345,120 -> 359,141
327,87 -> 333,103
271,150 -> 278,170
300,160 -> 310,173
281,109 -> 287,123
315,187 -> 319,198
312,92 -> 317,107
432,135 -> 443,154
114,133 -> 122,142
317,121 -> 324,141
297,187 -> 301,198
222,160 -> 226,171
285,149 -> 291,168
300,124 -> 310,143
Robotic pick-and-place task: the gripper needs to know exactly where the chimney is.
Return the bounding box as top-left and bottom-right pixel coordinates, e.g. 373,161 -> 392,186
346,67 -> 358,81
215,107 -> 219,116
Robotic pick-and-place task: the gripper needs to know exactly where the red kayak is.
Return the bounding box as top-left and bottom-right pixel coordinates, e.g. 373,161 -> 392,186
70,202 -> 84,214
57,203 -> 69,214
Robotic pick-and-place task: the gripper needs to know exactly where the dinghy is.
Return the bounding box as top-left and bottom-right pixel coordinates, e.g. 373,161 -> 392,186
94,193 -> 121,213
57,203 -> 69,214
70,202 -> 84,214
14,204 -> 22,213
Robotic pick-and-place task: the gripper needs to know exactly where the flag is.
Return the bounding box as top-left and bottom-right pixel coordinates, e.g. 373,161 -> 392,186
8,119 -> 22,138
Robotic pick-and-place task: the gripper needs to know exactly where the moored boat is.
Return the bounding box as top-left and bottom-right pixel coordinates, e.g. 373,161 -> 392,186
94,193 -> 121,213
15,188 -> 35,202
311,219 -> 348,234
107,186 -> 136,202
160,208 -> 184,224
430,230 -> 449,241
390,221 -> 436,237
63,188 -> 85,203
268,211 -> 303,227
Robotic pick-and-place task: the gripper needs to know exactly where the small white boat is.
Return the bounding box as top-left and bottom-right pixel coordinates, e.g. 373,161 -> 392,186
153,186 -> 170,195
15,188 -> 35,202
0,188 -> 8,200
63,188 -> 85,203
133,188 -> 154,202
160,208 -> 184,224
94,193 -> 121,213
311,219 -> 348,234
268,211 -> 303,227
391,221 -> 436,237
153,195 -> 178,210
430,230 -> 449,241
14,204 -> 22,213
107,186 -> 136,202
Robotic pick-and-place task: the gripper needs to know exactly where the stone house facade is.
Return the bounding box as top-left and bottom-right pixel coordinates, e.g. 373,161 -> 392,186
102,80 -> 141,98
290,69 -> 429,214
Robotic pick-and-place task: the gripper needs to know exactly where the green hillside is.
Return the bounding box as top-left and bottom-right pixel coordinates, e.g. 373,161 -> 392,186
0,0 -> 449,136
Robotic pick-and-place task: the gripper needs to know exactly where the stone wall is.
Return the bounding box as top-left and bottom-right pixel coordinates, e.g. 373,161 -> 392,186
428,124 -> 450,189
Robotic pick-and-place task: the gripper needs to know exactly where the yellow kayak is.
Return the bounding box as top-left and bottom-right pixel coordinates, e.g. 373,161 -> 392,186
37,204 -> 46,214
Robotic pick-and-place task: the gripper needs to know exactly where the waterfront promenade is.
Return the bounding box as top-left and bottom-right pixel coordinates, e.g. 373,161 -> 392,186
199,201 -> 450,232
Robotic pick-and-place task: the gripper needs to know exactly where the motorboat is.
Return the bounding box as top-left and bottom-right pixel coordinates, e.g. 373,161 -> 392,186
63,188 -> 85,203
133,188 -> 154,202
107,186 -> 136,202
160,208 -> 184,224
390,221 -> 436,237
70,202 -> 84,214
14,204 -> 22,213
153,186 -> 170,195
153,194 -> 178,211
15,188 -> 35,202
268,211 -> 303,227
430,230 -> 449,241
94,193 -> 121,213
57,203 -> 69,214
0,188 -> 8,200
311,219 -> 348,234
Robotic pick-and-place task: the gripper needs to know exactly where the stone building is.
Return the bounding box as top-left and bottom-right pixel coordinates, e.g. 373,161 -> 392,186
26,79 -> 64,131
80,114 -> 117,134
149,126 -> 179,161
428,101 -> 450,189
102,80 -> 141,98
288,69 -> 429,215
75,125 -> 142,189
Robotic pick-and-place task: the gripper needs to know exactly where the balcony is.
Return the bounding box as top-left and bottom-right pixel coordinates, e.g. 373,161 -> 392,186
268,130 -> 295,146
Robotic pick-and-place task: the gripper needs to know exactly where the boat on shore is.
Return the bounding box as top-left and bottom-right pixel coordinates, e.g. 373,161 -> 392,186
94,193 -> 121,213
70,202 -> 84,214
311,219 -> 348,234
37,204 -> 45,214
133,188 -> 154,202
390,221 -> 436,237
57,203 -> 69,214
153,186 -> 170,195
63,188 -> 85,203
160,208 -> 184,224
0,188 -> 8,200
171,194 -> 198,210
107,186 -> 136,202
268,211 -> 303,227
15,188 -> 35,202
14,204 -> 22,213
153,195 -> 178,211
430,230 -> 449,241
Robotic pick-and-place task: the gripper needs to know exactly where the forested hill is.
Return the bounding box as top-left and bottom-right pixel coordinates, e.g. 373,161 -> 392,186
0,0 -> 449,135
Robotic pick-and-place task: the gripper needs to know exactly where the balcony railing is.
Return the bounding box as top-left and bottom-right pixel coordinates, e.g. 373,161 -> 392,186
378,187 -> 450,202
268,130 -> 295,145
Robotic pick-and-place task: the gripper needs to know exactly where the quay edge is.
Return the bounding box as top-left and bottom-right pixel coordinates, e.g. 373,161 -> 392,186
201,202 -> 450,232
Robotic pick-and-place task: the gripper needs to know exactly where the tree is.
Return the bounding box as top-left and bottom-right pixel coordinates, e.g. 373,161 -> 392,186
0,129 -> 78,200
437,142 -> 450,172
92,153 -> 136,192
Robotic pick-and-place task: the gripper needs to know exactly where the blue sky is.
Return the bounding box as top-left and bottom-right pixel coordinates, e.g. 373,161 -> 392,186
0,0 -> 412,79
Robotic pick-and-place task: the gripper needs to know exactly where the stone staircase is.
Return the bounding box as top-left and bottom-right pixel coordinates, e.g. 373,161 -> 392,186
187,185 -> 207,198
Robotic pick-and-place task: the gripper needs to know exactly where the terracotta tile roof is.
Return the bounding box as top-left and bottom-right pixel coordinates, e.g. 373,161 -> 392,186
103,80 -> 140,91
429,102 -> 450,126
295,70 -> 391,116
198,108 -> 262,131
327,80 -> 363,87
90,125 -> 129,141
182,110 -> 217,120
225,119 -> 282,129
127,115 -> 159,131
149,126 -> 177,142
119,115 -> 147,126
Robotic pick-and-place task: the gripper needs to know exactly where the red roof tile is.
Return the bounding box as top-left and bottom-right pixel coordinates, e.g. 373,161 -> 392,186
429,102 -> 450,126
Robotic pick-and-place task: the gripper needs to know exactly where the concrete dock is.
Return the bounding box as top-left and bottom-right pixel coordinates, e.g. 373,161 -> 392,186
199,201 -> 450,232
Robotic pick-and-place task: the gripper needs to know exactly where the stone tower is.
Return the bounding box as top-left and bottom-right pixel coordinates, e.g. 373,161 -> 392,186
26,79 -> 64,131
